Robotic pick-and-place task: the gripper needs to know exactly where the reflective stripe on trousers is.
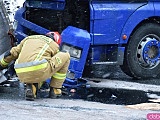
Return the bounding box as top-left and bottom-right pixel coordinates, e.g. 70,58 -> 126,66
52,72 -> 66,80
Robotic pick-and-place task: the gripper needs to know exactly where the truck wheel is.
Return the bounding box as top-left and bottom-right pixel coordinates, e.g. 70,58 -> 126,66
120,23 -> 160,79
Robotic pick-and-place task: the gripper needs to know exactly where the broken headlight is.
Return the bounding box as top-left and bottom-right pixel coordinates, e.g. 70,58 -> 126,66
61,44 -> 82,59
66,70 -> 75,79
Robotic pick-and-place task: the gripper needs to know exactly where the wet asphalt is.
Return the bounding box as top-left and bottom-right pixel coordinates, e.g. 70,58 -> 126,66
0,65 -> 160,105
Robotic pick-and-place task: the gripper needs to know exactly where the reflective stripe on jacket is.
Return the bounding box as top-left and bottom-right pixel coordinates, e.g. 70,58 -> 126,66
10,35 -> 60,83
1,58 -> 9,66
15,59 -> 48,73
14,35 -> 58,73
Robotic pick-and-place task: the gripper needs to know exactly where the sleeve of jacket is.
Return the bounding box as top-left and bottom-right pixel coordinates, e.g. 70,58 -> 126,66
0,38 -> 27,67
49,41 -> 60,57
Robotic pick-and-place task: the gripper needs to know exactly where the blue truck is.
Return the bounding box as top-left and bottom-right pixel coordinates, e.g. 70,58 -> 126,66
10,0 -> 160,88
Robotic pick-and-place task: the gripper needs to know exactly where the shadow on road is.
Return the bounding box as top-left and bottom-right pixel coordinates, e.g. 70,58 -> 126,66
1,81 -> 160,106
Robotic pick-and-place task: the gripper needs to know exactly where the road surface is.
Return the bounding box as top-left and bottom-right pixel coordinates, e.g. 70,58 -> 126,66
0,97 -> 158,120
0,78 -> 160,120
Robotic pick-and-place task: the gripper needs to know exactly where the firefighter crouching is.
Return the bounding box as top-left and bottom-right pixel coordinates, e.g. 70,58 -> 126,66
0,32 -> 70,101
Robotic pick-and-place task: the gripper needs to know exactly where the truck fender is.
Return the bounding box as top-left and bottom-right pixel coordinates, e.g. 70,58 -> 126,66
120,3 -> 154,44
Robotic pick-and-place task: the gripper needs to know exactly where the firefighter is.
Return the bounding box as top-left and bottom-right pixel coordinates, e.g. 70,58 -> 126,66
0,32 -> 70,101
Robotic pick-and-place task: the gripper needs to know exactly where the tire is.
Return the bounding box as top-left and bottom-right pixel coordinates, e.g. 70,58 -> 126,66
120,23 -> 160,79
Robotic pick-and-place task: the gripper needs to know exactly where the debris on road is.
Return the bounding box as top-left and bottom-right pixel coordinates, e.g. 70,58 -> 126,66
126,102 -> 160,110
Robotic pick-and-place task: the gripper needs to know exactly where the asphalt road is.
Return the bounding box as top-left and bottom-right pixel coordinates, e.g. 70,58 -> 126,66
0,68 -> 160,120
0,94 -> 158,120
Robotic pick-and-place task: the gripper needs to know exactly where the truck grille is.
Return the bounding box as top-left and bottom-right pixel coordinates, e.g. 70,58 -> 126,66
25,0 -> 90,34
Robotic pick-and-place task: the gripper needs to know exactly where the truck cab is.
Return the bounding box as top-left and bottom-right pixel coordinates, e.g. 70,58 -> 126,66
13,0 -> 160,84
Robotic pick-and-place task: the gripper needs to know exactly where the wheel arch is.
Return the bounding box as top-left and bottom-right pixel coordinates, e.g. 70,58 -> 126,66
119,3 -> 159,45
120,17 -> 160,67
123,17 -> 160,46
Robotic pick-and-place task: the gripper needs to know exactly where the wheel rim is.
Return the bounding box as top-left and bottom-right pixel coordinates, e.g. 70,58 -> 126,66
137,34 -> 160,69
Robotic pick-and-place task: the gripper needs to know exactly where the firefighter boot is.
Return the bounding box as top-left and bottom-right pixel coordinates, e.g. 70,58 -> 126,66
49,87 -> 62,99
25,84 -> 37,101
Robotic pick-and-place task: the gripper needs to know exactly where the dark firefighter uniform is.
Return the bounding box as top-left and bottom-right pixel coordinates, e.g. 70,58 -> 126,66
0,32 -> 70,100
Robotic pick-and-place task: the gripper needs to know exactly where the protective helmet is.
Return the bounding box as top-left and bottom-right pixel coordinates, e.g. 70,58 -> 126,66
46,32 -> 61,45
